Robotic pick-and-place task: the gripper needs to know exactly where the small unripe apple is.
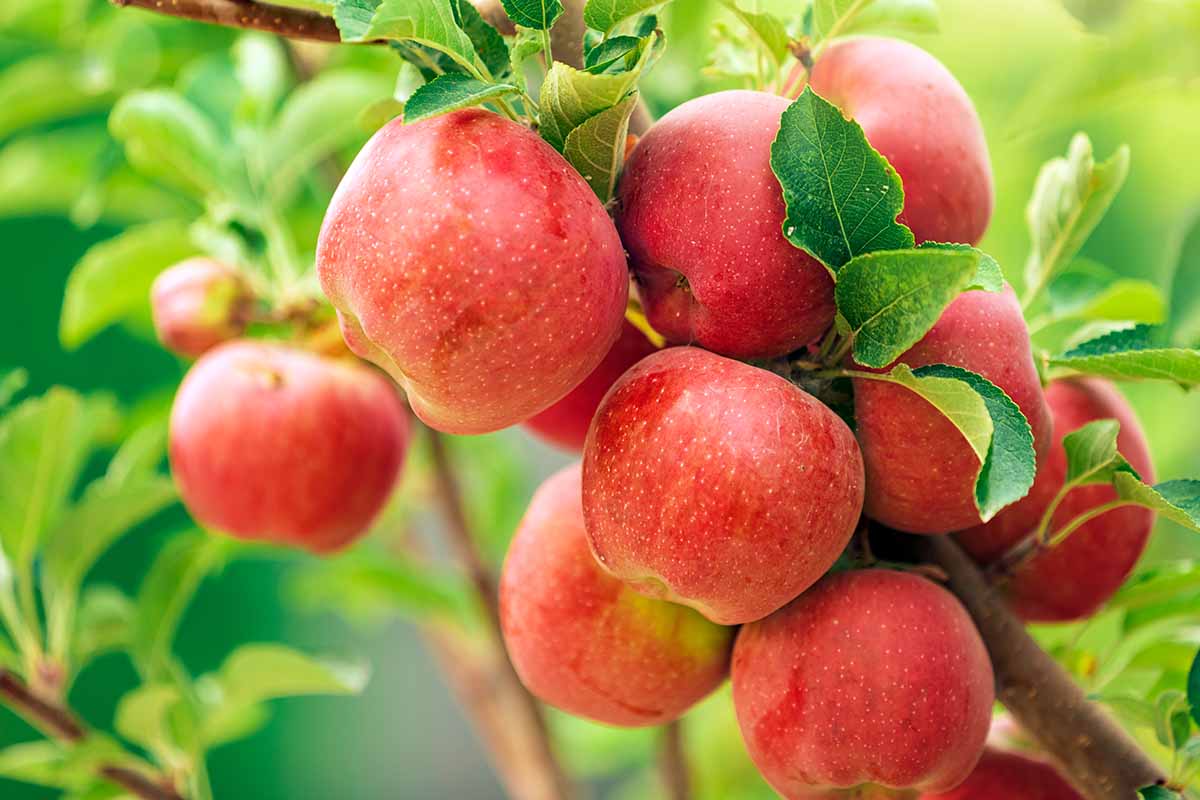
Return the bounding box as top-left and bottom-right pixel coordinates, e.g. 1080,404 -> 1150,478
732,570 -> 994,798
317,109 -> 628,435
169,341 -> 409,552
920,748 -> 1084,800
150,258 -> 252,358
500,463 -> 733,727
583,346 -> 864,625
523,320 -> 657,451
958,377 -> 1154,621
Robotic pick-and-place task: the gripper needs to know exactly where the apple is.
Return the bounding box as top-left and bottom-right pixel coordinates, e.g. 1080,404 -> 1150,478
523,320 -> 657,451
732,569 -> 994,798
500,463 -> 733,727
150,258 -> 252,358
582,346 -> 864,625
317,109 -> 628,435
920,748 -> 1084,800
957,377 -> 1155,621
169,340 -> 409,552
854,286 -> 1053,534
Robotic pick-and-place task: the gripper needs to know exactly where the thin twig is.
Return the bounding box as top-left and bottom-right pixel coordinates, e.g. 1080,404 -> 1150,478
425,426 -> 574,800
110,0 -> 342,42
658,720 -> 692,800
0,670 -> 185,800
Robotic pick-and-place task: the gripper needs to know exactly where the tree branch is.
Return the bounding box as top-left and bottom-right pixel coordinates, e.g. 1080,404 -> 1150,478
909,535 -> 1167,800
658,720 -> 692,800
0,670 -> 185,800
425,427 -> 574,800
110,0 -> 342,42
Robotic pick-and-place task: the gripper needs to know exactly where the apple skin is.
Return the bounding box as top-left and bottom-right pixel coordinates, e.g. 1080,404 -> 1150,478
523,320 -> 657,451
919,748 -> 1084,800
732,570 -> 994,799
582,346 -> 864,625
169,341 -> 409,553
957,378 -> 1154,622
854,286 -> 1053,534
316,109 -> 628,435
150,258 -> 251,358
615,90 -> 835,360
500,463 -> 733,727
809,36 -> 994,246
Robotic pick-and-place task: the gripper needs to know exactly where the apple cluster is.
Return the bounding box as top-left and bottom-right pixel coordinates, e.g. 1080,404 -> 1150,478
152,35 -> 1153,798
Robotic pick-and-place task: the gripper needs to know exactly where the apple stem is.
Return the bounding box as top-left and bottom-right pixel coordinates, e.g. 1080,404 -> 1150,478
425,426 -> 575,800
910,534 -> 1166,799
658,720 -> 692,800
0,669 -> 185,800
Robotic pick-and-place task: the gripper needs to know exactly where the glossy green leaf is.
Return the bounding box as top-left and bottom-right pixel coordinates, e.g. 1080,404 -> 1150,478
1111,562 -> 1200,612
60,220 -> 198,350
584,36 -> 642,73
453,0 -> 511,78
1168,209 -> 1200,347
1139,786 -> 1180,800
509,26 -> 547,76
1048,261 -> 1166,325
562,94 -> 637,202
771,87 -> 913,271
1025,133 -> 1130,300
403,73 -> 519,124
338,0 -> 484,76
232,34 -> 290,122
1113,476 -> 1200,532
837,246 -> 1000,369
866,364 -> 992,465
1188,647 -> 1200,727
583,0 -> 665,34
914,364 -> 1037,520
1049,325 -> 1200,387
717,0 -> 790,67
1061,419 -> 1137,485
499,0 -> 562,30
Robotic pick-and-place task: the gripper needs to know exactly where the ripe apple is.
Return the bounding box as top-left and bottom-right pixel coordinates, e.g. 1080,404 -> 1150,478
317,109 -> 628,435
169,341 -> 409,552
920,748 -> 1084,800
523,320 -> 657,451
500,463 -> 733,727
732,570 -> 994,798
957,378 -> 1154,621
582,346 -> 864,625
150,258 -> 251,358
854,286 -> 1053,534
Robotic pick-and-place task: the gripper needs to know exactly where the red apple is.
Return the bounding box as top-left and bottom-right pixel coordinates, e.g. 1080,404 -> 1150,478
150,258 -> 251,358
523,320 -> 657,451
854,286 -> 1053,534
957,378 -> 1154,621
732,569 -> 994,798
316,109 -> 628,435
920,748 -> 1084,800
582,347 -> 864,625
500,463 -> 733,727
809,36 -> 993,246
169,341 -> 409,553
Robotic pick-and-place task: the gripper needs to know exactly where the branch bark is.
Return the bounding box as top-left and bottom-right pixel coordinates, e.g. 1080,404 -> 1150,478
0,670 -> 184,800
910,535 -> 1168,800
658,720 -> 692,800
111,0 -> 342,42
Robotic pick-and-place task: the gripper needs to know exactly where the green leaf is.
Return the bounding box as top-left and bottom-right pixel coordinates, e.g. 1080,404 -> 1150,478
59,220 -> 198,350
403,73 -> 519,124
105,420 -> 168,485
868,364 -> 993,465
812,0 -> 939,40
1048,261 -> 1166,325
837,247 -> 1000,369
290,553 -> 474,625
453,0 -> 511,77
1167,210 -> 1200,347
0,740 -> 115,791
1024,133 -> 1131,300
562,94 -> 637,202
1111,562 -> 1200,612
1113,476 -> 1200,533
265,70 -> 392,203
0,390 -> 119,570
109,90 -> 232,200
772,87 -> 913,271
499,0 -> 563,30
1188,648 -> 1200,727
1049,325 -> 1200,387
73,585 -> 136,669
232,35 -> 290,123
717,0 -> 790,67
538,33 -> 657,151
1060,419 -> 1137,485
339,0 -> 485,76
1139,786 -> 1180,800
509,26 -> 547,75
913,364 -> 1037,520
1155,690 -> 1191,749
583,0 -> 665,34
918,242 -> 1004,291
115,683 -> 184,757
0,369 -> 28,410
584,36 -> 643,73
0,54 -> 113,141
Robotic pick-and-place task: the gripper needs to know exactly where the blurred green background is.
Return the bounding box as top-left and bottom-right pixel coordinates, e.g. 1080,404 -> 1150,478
3,0 -> 1200,797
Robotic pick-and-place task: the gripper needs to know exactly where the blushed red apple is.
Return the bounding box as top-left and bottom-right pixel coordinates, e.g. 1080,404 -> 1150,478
169,340 -> 409,553
854,286 -> 1052,534
317,109 -> 628,434
523,320 -> 657,451
957,377 -> 1154,621
500,463 -> 732,727
582,347 -> 864,625
732,570 -> 994,798
920,748 -> 1084,800
150,258 -> 252,358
